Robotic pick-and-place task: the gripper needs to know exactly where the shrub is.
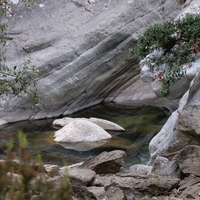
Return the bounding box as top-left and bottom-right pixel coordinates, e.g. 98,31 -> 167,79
0,132 -> 71,200
137,13 -> 200,96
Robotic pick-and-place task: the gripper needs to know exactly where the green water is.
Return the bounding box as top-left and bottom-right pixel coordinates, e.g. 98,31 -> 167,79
0,104 -> 168,168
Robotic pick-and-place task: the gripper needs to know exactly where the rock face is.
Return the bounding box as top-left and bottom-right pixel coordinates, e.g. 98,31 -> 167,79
54,119 -> 111,142
0,0 -> 181,123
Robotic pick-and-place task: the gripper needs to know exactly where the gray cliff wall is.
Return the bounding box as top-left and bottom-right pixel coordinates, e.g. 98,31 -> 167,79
0,0 -> 181,123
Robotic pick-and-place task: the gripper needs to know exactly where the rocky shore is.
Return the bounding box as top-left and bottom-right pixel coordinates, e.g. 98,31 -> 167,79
41,146 -> 200,200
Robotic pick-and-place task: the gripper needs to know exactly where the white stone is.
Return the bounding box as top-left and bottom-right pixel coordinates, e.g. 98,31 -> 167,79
53,117 -> 124,131
54,119 -> 111,143
89,117 -> 124,131
53,117 -> 80,127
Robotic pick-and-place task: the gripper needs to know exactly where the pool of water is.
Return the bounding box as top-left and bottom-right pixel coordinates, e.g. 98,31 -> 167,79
0,104 -> 168,168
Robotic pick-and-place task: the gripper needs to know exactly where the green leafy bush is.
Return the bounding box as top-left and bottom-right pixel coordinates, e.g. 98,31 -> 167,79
137,14 -> 200,96
0,132 -> 71,200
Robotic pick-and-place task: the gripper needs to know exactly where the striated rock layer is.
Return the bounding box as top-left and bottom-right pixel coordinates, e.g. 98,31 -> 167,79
0,0 -> 181,124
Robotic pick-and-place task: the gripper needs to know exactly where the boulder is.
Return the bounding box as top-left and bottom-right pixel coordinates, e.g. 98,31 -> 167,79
100,185 -> 125,200
72,186 -> 97,200
91,174 -> 113,187
54,119 -> 111,142
0,0 -> 181,124
110,171 -> 180,197
87,186 -> 105,199
68,168 -> 96,186
80,150 -> 125,174
179,175 -> 200,199
151,156 -> 182,178
176,105 -> 200,143
174,145 -> 200,176
53,117 -> 125,131
129,164 -> 152,175
89,117 -> 124,131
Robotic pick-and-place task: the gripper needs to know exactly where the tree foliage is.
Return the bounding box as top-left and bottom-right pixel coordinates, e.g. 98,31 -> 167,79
136,14 -> 200,96
0,0 -> 39,103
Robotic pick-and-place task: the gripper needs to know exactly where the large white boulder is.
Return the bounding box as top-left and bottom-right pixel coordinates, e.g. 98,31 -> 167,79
54,119 -> 111,143
53,117 -> 124,131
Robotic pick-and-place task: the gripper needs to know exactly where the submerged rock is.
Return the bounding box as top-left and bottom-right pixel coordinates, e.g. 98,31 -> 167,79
54,119 -> 111,143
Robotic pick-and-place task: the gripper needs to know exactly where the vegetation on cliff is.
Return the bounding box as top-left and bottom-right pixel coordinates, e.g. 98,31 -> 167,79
136,13 -> 200,96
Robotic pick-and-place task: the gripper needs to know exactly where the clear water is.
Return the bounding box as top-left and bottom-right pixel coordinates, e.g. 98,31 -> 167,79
0,104 -> 168,168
